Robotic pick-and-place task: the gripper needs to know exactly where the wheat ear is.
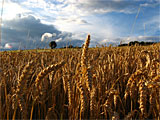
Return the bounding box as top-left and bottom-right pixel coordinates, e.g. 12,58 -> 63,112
138,79 -> 147,118
34,61 -> 65,100
124,69 -> 145,100
81,35 -> 92,92
16,60 -> 34,119
67,80 -> 72,106
81,34 -> 90,68
85,65 -> 92,92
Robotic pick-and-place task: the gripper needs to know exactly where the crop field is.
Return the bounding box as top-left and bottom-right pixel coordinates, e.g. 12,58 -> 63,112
0,35 -> 160,119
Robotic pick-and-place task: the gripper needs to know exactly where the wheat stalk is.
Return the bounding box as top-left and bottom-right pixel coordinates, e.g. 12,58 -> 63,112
76,82 -> 87,119
112,111 -> 119,120
124,110 -> 137,120
104,90 -> 118,117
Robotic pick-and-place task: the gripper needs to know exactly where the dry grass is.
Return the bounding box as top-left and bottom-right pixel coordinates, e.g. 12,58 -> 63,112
0,35 -> 160,119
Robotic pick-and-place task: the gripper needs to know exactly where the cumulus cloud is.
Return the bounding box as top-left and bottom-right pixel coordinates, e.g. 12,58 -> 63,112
1,42 -> 20,50
2,15 -> 59,48
41,33 -> 56,41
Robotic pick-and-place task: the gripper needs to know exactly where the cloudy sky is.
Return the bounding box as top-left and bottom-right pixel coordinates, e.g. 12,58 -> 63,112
0,0 -> 160,50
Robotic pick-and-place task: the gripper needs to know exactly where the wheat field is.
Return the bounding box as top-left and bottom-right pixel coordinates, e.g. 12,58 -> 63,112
0,35 -> 160,119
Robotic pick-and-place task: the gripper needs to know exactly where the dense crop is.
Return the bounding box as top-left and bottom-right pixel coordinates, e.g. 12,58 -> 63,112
0,35 -> 160,119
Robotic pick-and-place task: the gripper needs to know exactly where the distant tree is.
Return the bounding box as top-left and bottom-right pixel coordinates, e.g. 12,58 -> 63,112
118,44 -> 128,47
118,41 -> 156,47
129,41 -> 140,46
49,41 -> 57,49
134,41 -> 139,45
145,42 -> 154,45
62,45 -> 74,48
140,41 -> 145,45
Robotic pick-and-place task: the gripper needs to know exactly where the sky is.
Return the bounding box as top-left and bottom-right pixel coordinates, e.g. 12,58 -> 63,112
0,0 -> 159,50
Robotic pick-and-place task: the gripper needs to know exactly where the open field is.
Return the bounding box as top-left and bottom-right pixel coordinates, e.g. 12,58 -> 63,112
0,36 -> 160,119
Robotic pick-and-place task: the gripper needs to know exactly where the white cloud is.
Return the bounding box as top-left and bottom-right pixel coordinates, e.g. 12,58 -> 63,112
140,2 -> 159,7
41,33 -> 57,41
4,43 -> 12,49
55,38 -> 62,42
71,32 -> 88,40
54,16 -> 89,27
21,0 -> 47,9
2,0 -> 31,20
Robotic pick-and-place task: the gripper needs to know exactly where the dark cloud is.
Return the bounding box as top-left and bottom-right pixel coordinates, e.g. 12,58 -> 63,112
1,15 -> 84,50
2,15 -> 60,41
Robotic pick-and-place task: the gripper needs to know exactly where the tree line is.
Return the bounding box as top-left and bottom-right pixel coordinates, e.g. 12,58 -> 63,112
118,41 -> 156,47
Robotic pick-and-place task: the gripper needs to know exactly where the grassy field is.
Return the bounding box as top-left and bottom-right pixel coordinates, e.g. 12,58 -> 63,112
0,35 -> 160,119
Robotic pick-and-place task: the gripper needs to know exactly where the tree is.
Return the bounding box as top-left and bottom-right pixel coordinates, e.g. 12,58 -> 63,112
49,41 -> 57,49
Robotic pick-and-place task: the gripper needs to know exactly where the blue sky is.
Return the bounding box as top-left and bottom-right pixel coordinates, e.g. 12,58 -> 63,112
0,0 -> 160,50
